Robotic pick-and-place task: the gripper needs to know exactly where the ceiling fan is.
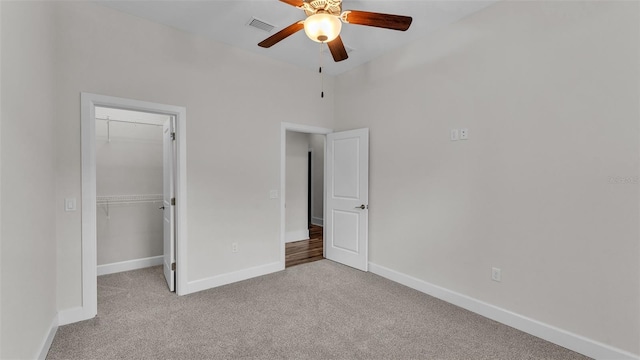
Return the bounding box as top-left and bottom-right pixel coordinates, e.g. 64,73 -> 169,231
258,0 -> 413,62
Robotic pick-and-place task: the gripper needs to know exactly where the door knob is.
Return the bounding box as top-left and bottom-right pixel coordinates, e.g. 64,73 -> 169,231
356,204 -> 366,209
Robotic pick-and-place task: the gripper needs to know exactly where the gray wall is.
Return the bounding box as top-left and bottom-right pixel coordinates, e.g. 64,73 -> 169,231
0,2 -> 58,358
1,2 -> 336,356
335,0 -> 639,355
49,1 -> 335,310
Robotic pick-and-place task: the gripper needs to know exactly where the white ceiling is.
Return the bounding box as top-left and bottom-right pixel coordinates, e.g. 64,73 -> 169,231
96,0 -> 498,75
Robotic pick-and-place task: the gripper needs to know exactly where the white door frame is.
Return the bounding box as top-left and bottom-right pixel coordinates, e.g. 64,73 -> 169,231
74,92 -> 188,324
280,122 -> 332,269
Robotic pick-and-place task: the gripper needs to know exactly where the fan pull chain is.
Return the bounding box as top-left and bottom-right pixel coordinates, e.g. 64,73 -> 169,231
319,42 -> 324,98
320,67 -> 324,98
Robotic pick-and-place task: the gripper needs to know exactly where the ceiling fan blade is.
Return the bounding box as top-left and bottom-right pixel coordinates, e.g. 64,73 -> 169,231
258,21 -> 305,48
327,36 -> 348,62
279,0 -> 304,7
343,10 -> 412,31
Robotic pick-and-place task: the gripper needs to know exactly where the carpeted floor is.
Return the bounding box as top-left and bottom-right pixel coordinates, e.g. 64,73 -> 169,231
47,260 -> 590,359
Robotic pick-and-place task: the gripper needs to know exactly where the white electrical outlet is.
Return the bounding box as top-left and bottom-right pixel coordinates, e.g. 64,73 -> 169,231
460,128 -> 469,140
450,129 -> 459,141
232,242 -> 238,253
492,267 -> 502,282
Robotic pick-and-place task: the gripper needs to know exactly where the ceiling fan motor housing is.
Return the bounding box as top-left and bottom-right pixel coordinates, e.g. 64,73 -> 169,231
302,0 -> 342,17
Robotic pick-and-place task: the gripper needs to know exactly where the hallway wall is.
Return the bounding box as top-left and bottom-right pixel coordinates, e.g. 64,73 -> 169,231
309,134 -> 324,226
285,131 -> 310,242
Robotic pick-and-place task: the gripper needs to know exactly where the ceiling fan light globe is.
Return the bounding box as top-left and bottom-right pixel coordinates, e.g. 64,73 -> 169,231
304,13 -> 342,43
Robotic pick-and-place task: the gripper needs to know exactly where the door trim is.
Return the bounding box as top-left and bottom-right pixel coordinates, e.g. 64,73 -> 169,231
75,92 -> 188,324
280,122 -> 332,269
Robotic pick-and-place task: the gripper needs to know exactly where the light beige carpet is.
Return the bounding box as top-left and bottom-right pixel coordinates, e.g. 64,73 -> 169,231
47,260 -> 590,359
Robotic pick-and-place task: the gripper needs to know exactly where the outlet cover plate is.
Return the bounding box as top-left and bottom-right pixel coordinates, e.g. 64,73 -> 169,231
65,198 -> 77,212
492,267 -> 502,282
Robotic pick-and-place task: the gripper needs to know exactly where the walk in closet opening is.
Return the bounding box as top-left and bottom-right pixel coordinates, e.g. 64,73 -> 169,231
94,106 -> 174,291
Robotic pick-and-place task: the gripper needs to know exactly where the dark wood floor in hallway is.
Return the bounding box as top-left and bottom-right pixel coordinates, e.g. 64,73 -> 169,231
285,225 -> 323,268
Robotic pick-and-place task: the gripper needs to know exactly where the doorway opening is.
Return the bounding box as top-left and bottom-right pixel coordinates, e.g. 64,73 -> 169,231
280,123 -> 332,269
94,106 -> 174,312
284,130 -> 326,267
280,123 -> 370,272
94,107 -> 166,271
280,123 -> 370,273
74,93 -> 187,325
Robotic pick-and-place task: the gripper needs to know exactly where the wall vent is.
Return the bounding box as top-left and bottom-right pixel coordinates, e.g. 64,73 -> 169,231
248,17 -> 275,33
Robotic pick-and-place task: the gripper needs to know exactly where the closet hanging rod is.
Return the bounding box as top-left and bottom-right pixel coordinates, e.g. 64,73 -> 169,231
96,194 -> 163,218
97,199 -> 163,205
95,116 -> 163,127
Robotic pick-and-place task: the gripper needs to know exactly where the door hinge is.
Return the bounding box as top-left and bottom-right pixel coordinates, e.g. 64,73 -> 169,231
171,198 -> 176,206
171,132 -> 176,141
171,262 -> 176,271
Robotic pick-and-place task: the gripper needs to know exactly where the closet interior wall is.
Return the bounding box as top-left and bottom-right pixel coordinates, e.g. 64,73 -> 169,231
95,108 -> 167,269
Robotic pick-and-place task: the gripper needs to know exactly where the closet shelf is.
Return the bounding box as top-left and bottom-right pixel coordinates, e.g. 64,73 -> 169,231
97,194 -> 163,218
96,117 -> 163,142
97,194 -> 163,205
96,117 -> 163,127
96,194 -> 162,204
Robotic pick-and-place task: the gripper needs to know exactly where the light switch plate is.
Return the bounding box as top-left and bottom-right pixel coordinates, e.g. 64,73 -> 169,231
65,198 -> 76,212
450,129 -> 459,141
270,190 -> 279,199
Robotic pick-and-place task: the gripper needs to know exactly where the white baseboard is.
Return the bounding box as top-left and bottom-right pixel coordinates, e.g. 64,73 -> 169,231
97,255 -> 163,276
185,261 -> 282,295
369,262 -> 639,360
285,229 -> 310,243
311,217 -> 324,226
37,314 -> 58,360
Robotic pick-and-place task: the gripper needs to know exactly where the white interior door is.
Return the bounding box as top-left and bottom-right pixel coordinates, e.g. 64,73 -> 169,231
163,117 -> 176,291
325,128 -> 369,271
